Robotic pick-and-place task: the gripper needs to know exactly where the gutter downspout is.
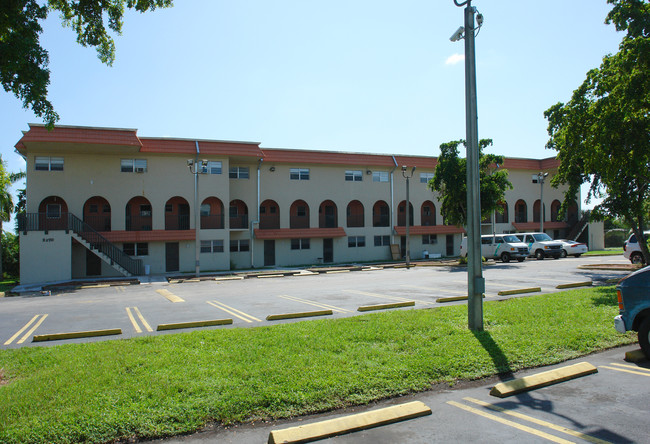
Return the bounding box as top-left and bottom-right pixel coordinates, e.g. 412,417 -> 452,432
250,158 -> 263,268
390,156 -> 398,244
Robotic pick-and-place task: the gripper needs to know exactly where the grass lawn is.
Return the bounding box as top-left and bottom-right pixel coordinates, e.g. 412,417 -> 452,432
583,247 -> 624,256
0,286 -> 636,443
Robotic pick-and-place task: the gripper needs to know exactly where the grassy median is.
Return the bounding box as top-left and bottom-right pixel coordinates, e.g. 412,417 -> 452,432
0,286 -> 636,443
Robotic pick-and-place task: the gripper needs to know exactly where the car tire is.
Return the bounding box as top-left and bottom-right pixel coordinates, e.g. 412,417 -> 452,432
574,254 -> 582,258
639,317 -> 650,359
561,249 -> 567,258
535,250 -> 545,260
630,252 -> 645,265
517,257 -> 525,262
501,252 -> 511,263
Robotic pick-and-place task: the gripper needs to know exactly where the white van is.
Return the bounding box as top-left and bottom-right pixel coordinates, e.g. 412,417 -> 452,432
460,234 -> 529,263
514,232 -> 563,260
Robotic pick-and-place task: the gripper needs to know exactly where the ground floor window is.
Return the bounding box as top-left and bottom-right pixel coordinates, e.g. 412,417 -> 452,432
123,242 -> 148,256
291,238 -> 310,250
348,236 -> 365,247
201,240 -> 224,253
422,234 -> 438,244
230,239 -> 250,252
374,235 -> 390,246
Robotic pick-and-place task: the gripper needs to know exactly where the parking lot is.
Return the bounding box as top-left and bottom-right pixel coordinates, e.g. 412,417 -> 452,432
0,255 -> 633,349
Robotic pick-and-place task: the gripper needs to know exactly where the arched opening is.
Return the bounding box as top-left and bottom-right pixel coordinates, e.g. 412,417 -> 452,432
290,200 -> 310,229
165,196 -> 191,230
551,199 -> 562,221
229,200 -> 249,229
567,200 -> 579,225
260,199 -> 280,229
533,200 -> 541,223
319,200 -> 338,228
38,196 -> 68,230
201,197 -> 224,229
346,200 -> 364,227
421,201 -> 436,226
83,196 -> 111,231
495,201 -> 508,224
397,200 -> 414,226
514,199 -> 527,223
373,200 -> 390,227
125,197 -> 152,231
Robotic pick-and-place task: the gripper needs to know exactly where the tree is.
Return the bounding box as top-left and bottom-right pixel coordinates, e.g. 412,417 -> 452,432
544,0 -> 650,262
429,139 -> 513,227
1,0 -> 173,128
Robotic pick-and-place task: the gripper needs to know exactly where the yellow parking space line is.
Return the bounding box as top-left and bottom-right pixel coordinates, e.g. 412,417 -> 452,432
608,362 -> 650,373
115,286 -> 125,292
278,295 -> 352,313
463,397 -> 611,444
15,314 -> 49,345
4,315 -> 43,345
126,307 -> 153,333
601,365 -> 650,377
207,301 -> 262,323
344,290 -> 434,306
156,289 -> 185,303
402,285 -> 467,296
447,401 -> 574,444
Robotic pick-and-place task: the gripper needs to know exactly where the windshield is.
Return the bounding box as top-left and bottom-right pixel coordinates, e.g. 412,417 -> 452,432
502,235 -> 521,243
533,233 -> 553,242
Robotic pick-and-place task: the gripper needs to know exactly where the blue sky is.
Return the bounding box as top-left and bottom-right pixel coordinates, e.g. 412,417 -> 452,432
1,0 -> 624,217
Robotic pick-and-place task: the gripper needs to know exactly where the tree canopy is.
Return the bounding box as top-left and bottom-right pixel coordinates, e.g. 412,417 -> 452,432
0,0 -> 173,128
429,139 -> 512,227
544,0 -> 650,261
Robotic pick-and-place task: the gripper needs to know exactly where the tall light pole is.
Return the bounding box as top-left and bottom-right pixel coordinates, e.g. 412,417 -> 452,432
537,172 -> 549,233
188,157 -> 208,277
452,0 -> 485,331
402,166 -> 416,267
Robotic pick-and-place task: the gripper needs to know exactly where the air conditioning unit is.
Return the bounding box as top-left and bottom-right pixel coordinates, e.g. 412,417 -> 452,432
135,167 -> 145,173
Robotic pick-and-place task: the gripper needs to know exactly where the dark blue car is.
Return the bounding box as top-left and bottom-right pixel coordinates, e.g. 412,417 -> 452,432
615,267 -> 650,358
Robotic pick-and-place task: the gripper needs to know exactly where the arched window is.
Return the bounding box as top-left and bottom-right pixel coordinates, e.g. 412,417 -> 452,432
165,196 -> 190,230
346,200 -> 364,227
421,201 -> 436,226
533,200 -> 541,223
290,200 -> 310,228
201,197 -> 224,229
38,196 -> 68,231
125,197 -> 152,231
373,201 -> 390,227
319,200 -> 338,228
260,199 -> 280,229
495,202 -> 508,224
514,200 -> 527,223
229,200 -> 249,229
397,201 -> 414,226
83,196 -> 111,231
551,200 -> 562,222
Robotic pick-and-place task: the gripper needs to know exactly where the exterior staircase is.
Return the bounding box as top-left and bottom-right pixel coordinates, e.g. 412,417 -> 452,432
567,210 -> 591,241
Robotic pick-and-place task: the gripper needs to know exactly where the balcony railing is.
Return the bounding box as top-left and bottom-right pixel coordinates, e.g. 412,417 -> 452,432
126,215 -> 153,231
397,214 -> 414,226
229,215 -> 249,229
346,214 -> 364,228
83,215 -> 112,232
165,215 -> 190,230
259,214 -> 280,229
421,215 -> 436,226
373,214 -> 390,227
290,215 -> 309,229
319,214 -> 337,228
201,214 -> 224,229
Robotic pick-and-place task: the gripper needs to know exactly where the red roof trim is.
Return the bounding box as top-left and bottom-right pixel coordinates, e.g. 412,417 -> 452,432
393,225 -> 465,235
254,227 -> 347,239
18,124 -> 141,148
511,221 -> 569,231
100,230 -> 196,242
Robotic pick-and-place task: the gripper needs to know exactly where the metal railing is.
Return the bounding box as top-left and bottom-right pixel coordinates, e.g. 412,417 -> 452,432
259,214 -> 280,229
18,212 -> 144,276
229,215 -> 249,229
165,214 -> 190,230
200,214 -> 224,229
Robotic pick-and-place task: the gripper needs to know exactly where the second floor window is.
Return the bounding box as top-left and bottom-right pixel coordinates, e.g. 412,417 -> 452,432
420,172 -> 434,183
345,170 -> 362,182
35,156 -> 64,171
373,171 -> 389,182
290,168 -> 309,180
201,161 -> 222,174
121,159 -> 147,173
229,166 -> 249,179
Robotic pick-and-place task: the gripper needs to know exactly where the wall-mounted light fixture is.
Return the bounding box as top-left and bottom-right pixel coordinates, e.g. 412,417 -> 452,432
270,166 -> 276,172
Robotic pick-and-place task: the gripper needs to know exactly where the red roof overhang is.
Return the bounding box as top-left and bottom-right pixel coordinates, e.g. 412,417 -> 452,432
393,225 -> 465,236
254,227 -> 347,239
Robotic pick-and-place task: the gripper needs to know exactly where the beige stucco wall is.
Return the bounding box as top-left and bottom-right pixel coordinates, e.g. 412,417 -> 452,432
20,231 -> 71,285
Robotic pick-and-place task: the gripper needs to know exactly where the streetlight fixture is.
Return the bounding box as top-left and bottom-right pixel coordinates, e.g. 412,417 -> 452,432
187,157 -> 209,277
536,172 -> 549,233
402,165 -> 416,267
452,0 -> 485,331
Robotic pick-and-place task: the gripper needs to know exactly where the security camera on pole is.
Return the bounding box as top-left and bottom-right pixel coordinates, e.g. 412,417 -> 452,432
451,0 -> 485,331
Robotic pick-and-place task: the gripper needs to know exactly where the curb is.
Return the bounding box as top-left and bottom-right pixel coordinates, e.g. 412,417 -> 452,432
555,281 -> 593,289
497,287 -> 541,296
257,274 -> 285,279
32,328 -> 122,342
268,401 -> 432,444
357,301 -> 415,312
266,310 -> 333,321
625,349 -> 647,363
156,319 -> 233,331
489,362 -> 597,398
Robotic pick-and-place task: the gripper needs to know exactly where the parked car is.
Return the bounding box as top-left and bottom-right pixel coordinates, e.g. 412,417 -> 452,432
514,232 -> 563,260
623,232 -> 650,265
556,239 -> 588,258
460,234 -> 529,263
615,266 -> 650,359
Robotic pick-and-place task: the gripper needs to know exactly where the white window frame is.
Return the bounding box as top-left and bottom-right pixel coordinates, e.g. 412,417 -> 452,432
345,170 -> 362,182
229,166 -> 249,179
372,171 -> 389,182
230,239 -> 250,252
422,234 -> 438,245
123,242 -> 149,256
291,238 -> 310,250
348,236 -> 366,248
201,161 -> 222,175
35,156 -> 64,171
290,168 -> 310,180
420,172 -> 434,183
201,239 -> 224,253
374,235 -> 390,246
121,159 -> 147,173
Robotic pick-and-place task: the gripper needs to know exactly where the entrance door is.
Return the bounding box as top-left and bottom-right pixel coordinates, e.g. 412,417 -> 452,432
446,235 -> 455,256
323,238 -> 334,263
264,240 -> 275,266
179,204 -> 190,230
400,236 -> 406,258
86,250 -> 101,276
165,242 -> 179,272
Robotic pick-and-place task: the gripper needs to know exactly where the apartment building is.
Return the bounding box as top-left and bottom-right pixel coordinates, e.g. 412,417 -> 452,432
15,124 -> 580,285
